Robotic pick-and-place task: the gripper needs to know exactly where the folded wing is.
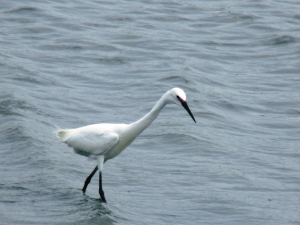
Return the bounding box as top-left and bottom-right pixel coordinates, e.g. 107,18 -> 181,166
58,128 -> 119,156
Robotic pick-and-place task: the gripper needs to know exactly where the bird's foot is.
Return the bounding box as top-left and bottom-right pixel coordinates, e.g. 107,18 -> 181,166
100,198 -> 107,203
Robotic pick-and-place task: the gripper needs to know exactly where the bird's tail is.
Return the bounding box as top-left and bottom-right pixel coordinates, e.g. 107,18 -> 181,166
57,129 -> 74,142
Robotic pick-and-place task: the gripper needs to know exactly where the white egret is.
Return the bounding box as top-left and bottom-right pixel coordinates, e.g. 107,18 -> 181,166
57,88 -> 196,202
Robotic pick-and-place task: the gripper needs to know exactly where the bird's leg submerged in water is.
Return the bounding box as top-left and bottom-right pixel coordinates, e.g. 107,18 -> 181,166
82,165 -> 98,193
99,171 -> 106,202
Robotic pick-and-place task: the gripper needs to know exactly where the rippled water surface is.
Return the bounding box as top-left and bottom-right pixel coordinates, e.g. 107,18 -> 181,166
1,0 -> 300,224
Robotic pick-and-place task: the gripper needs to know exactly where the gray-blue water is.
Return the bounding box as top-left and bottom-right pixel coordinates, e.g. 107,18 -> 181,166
1,0 -> 300,224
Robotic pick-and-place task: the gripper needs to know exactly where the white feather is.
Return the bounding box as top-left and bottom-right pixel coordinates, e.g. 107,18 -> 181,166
58,124 -> 120,156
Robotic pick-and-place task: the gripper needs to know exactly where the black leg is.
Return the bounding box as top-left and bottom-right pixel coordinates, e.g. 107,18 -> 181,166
99,171 -> 106,202
82,165 -> 98,193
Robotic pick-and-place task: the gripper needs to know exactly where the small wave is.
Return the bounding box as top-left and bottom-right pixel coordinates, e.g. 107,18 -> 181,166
267,35 -> 296,45
0,96 -> 34,117
159,75 -> 191,84
92,56 -> 131,65
40,44 -> 86,51
5,6 -> 40,13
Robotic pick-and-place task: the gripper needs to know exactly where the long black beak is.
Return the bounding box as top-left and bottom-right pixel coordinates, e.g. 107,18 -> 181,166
181,101 -> 196,123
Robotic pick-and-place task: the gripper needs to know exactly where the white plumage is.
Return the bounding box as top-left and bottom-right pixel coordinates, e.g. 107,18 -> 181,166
58,125 -> 120,156
57,88 -> 196,202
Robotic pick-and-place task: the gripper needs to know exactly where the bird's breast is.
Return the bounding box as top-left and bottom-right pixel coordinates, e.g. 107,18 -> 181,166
104,133 -> 136,160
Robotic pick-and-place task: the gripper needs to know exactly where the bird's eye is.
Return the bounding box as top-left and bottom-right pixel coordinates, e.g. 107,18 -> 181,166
177,95 -> 185,103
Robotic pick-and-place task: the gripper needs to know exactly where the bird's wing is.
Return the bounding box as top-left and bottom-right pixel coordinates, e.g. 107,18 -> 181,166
63,129 -> 119,156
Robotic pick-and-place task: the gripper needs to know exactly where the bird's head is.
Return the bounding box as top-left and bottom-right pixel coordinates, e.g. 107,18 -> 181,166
166,88 -> 196,123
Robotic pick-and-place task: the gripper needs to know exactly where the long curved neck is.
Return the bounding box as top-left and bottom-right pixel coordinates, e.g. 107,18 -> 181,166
129,94 -> 168,136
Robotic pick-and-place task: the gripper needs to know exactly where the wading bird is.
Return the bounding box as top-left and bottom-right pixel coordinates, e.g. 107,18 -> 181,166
57,88 -> 196,202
